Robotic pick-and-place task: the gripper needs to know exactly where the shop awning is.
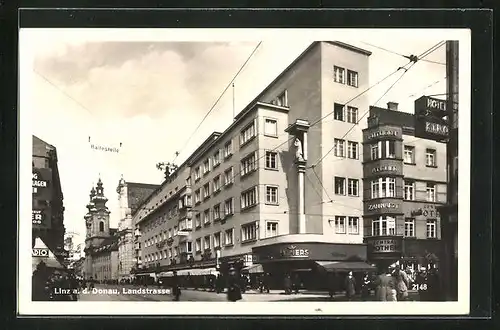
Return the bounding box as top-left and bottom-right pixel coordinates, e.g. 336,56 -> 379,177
241,264 -> 264,274
32,237 -> 65,272
316,261 -> 376,272
176,267 -> 216,276
158,271 -> 174,277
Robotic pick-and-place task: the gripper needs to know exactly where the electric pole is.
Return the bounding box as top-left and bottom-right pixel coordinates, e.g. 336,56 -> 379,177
440,40 -> 459,301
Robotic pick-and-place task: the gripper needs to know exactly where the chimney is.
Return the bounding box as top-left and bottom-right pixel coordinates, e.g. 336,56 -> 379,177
387,102 -> 399,111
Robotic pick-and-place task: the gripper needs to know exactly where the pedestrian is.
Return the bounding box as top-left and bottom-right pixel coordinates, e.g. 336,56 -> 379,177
394,265 -> 410,301
327,273 -> 336,299
171,271 -> 181,301
374,266 -> 397,301
226,267 -> 242,302
416,267 -> 429,301
427,266 -> 441,301
361,272 -> 371,300
292,273 -> 301,294
283,274 -> 292,295
344,271 -> 356,301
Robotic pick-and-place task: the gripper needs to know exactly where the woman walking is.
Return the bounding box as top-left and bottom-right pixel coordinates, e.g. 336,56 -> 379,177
344,271 -> 356,301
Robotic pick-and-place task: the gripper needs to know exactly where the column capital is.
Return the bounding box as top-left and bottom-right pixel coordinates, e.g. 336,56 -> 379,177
296,160 -> 307,172
285,119 -> 311,135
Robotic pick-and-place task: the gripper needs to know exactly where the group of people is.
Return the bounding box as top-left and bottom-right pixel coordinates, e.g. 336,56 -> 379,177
32,261 -> 80,301
357,264 -> 441,301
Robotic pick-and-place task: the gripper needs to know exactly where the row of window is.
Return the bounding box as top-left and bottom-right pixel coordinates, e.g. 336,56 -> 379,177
333,176 -> 438,202
369,140 -> 438,168
192,118 -> 279,181
333,66 -> 359,88
143,221 -> 280,264
144,186 -> 280,247
333,139 -> 359,159
331,216 -> 360,234
333,103 -> 359,123
370,216 -> 437,239
404,145 -> 437,167
192,151 -> 279,205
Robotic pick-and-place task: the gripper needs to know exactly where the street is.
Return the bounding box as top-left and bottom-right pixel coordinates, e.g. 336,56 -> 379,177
77,284 -> 421,302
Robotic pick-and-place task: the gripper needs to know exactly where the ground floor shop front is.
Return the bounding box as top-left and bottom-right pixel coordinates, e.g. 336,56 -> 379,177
364,236 -> 443,275
251,241 -> 375,291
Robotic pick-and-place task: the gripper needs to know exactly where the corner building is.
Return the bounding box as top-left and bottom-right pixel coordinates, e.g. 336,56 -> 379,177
133,41 -> 376,288
362,103 -> 447,271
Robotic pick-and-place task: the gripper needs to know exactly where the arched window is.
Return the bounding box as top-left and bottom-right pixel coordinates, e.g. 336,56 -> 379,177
99,221 -> 104,232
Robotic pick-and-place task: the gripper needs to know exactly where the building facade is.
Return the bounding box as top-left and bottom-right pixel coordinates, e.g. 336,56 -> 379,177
32,136 -> 66,259
362,103 -> 447,271
83,178 -> 119,281
133,41 -> 376,286
116,177 -> 159,280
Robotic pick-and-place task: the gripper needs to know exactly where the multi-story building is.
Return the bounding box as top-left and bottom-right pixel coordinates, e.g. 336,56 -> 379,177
362,102 -> 447,271
116,177 -> 159,280
32,135 -> 66,259
133,41 -> 378,288
83,178 -> 119,282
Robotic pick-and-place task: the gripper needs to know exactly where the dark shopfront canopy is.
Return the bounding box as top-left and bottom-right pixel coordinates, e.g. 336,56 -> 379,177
316,261 -> 376,272
241,264 -> 264,274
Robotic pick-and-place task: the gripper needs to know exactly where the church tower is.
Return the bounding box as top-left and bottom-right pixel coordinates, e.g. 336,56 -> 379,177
89,178 -> 111,245
83,178 -> 111,279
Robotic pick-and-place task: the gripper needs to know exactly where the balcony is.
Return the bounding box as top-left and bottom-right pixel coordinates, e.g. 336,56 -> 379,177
178,217 -> 193,232
178,194 -> 193,210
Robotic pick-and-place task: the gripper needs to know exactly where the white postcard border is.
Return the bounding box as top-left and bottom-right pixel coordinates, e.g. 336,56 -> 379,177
19,28 -> 471,316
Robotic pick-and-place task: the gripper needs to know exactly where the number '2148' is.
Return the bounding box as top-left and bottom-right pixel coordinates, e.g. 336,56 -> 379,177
412,284 -> 428,290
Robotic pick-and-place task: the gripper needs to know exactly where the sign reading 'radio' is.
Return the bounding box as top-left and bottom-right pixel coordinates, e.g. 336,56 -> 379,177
32,248 -> 50,257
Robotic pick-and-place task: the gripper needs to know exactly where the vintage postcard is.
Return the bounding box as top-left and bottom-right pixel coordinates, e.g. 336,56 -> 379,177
19,28 -> 470,315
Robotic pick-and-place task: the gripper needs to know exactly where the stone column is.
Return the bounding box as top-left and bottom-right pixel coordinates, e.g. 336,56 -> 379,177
296,160 -> 307,234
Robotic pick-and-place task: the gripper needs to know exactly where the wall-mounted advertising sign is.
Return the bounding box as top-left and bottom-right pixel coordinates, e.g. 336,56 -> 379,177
364,160 -> 403,178
32,248 -> 50,257
365,236 -> 403,259
32,168 -> 52,200
32,209 -> 51,229
280,245 -> 310,258
366,129 -> 399,141
364,199 -> 402,216
414,96 -> 449,142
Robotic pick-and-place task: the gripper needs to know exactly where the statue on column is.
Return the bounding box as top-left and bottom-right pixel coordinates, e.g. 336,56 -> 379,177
294,137 -> 305,162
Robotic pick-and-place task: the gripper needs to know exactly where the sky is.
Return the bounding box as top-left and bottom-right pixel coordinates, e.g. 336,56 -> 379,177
24,29 -> 451,249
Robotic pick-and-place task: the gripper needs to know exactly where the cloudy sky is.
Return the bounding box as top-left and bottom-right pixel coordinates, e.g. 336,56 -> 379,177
23,29 -> 457,249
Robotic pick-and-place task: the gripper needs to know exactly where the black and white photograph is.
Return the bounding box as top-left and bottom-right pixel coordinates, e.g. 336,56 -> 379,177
19,27 -> 470,315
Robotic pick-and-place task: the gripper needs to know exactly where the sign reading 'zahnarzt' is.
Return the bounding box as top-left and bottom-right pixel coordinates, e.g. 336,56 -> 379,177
368,202 -> 399,211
